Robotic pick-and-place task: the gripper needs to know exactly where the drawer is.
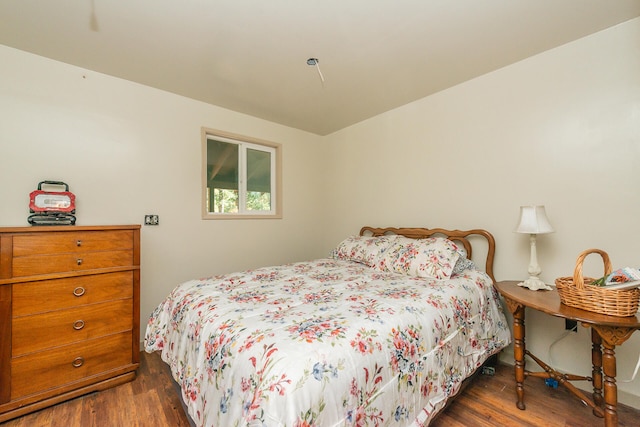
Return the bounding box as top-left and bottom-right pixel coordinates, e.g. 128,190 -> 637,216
11,331 -> 132,399
12,230 -> 133,257
12,299 -> 133,356
12,272 -> 133,316
12,249 -> 133,277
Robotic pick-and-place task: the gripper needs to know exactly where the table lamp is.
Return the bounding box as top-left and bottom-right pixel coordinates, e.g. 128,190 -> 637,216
515,205 -> 554,291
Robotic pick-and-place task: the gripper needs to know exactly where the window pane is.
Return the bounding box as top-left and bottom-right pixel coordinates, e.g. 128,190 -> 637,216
202,128 -> 281,219
207,139 -> 239,213
213,188 -> 238,213
246,148 -> 271,211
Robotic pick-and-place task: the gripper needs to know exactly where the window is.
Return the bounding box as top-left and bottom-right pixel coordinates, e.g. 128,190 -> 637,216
202,128 -> 282,219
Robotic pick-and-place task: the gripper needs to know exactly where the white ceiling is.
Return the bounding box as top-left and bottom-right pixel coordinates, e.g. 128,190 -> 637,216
1,1 -> 639,135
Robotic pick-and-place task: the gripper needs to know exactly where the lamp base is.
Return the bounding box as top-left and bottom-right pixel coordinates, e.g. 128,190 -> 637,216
518,277 -> 552,291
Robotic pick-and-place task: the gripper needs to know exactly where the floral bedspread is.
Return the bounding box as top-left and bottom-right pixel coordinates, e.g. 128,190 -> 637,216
145,259 -> 511,427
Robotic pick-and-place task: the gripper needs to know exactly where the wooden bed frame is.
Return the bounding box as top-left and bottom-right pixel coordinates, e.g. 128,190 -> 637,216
359,226 -> 497,282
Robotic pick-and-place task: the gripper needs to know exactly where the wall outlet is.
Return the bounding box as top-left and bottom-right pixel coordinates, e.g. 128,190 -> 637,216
565,319 -> 577,331
144,214 -> 159,225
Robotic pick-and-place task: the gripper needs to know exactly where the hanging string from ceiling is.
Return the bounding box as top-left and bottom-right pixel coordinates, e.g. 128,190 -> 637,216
306,58 -> 325,85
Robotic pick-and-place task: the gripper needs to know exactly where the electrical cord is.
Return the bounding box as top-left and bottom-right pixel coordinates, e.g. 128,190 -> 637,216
547,324 -> 578,367
621,353 -> 640,383
547,324 -> 640,383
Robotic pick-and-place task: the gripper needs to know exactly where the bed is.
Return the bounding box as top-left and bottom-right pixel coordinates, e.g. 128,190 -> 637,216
144,226 -> 511,426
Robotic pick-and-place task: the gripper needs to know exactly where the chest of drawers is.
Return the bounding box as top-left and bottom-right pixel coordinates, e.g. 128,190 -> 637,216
0,225 -> 140,422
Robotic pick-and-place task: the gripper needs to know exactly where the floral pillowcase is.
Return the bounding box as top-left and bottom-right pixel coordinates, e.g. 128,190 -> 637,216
375,236 -> 461,279
331,235 -> 399,267
332,235 -> 469,280
451,246 -> 478,276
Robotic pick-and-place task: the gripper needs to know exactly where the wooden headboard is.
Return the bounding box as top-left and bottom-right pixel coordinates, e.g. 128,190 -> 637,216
359,226 -> 496,282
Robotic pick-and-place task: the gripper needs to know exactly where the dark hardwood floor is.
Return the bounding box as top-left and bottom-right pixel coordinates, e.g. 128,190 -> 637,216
2,351 -> 638,426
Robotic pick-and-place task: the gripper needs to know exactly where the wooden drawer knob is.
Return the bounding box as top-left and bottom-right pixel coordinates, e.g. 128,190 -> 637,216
76,258 -> 83,266
76,239 -> 82,247
73,320 -> 85,330
72,357 -> 84,368
73,286 -> 86,297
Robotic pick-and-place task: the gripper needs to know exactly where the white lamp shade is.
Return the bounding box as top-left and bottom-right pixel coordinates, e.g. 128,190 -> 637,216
515,205 -> 554,234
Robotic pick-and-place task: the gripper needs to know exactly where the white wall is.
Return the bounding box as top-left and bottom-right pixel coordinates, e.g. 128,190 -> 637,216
323,18 -> 640,406
0,45 -> 326,343
1,16 -> 639,408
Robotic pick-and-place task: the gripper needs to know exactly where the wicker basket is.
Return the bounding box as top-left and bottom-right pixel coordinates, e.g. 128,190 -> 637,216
555,249 -> 640,317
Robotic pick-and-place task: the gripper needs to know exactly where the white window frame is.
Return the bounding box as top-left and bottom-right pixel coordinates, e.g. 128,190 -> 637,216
202,128 -> 282,219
